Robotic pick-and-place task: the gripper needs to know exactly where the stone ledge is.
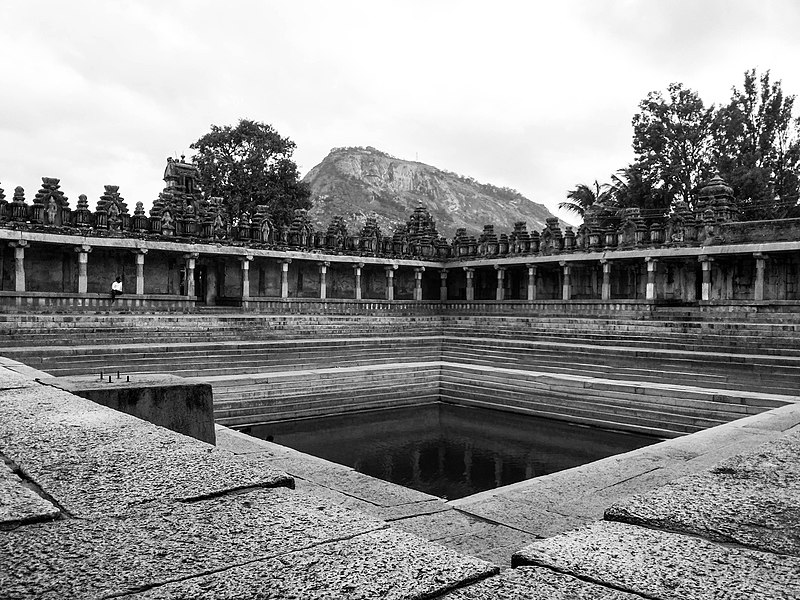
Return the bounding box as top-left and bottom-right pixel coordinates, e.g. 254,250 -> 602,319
513,521 -> 800,600
126,528 -> 497,600
44,373 -> 216,444
443,565 -> 643,599
0,487 -> 389,599
0,384 -> 292,518
606,427 -> 800,557
450,403 -> 800,538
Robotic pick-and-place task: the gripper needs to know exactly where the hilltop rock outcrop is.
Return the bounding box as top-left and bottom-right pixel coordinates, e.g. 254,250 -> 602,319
304,146 -> 558,238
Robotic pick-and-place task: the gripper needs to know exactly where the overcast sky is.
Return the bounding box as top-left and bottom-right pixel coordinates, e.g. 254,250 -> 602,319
2,1 -> 800,225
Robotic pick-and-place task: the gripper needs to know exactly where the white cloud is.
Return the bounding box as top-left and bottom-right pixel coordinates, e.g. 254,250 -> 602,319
2,0 -> 800,229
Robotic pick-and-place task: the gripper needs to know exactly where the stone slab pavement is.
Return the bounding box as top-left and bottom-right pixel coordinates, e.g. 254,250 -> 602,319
1,363 -> 503,599
442,565 -> 644,599
514,520 -> 800,600
0,385 -> 292,518
216,425 -> 541,567
450,403 -> 800,537
6,355 -> 800,599
606,427 -> 800,557
127,528 -> 493,600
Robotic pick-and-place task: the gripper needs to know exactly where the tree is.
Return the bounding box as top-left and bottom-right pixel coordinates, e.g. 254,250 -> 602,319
190,119 -> 311,225
713,69 -> 800,220
608,163 -> 671,215
559,181 -> 610,218
632,83 -> 716,210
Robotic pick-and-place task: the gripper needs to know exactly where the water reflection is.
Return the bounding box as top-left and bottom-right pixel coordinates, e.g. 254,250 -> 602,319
245,404 -> 659,500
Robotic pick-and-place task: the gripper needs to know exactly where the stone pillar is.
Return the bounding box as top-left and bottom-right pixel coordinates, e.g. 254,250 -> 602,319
74,244 -> 92,294
684,260 -> 697,303
699,255 -> 713,301
439,269 -> 448,301
318,261 -> 329,299
754,253 -> 766,301
560,261 -> 571,301
240,255 -> 253,299
600,259 -> 612,301
9,241 -> 27,292
384,265 -> 398,301
413,266 -> 425,301
526,264 -> 537,301
464,267 -> 475,301
495,265 -> 506,301
133,249 -> 147,295
280,259 -> 291,299
646,257 -> 658,301
183,253 -> 198,297
354,263 -> 364,300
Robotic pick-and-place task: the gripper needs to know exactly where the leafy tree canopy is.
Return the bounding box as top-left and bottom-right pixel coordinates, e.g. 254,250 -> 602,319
190,119 -> 311,226
713,69 -> 800,219
632,82 -> 715,210
567,69 -> 800,223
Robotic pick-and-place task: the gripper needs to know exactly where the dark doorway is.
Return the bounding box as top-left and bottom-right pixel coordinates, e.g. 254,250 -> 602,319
195,266 -> 207,303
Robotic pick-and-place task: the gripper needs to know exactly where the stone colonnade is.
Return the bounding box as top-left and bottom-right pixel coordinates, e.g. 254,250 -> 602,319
2,238 -> 797,304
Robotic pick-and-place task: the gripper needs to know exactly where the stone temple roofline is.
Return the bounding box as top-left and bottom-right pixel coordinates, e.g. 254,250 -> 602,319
2,167 -> 800,262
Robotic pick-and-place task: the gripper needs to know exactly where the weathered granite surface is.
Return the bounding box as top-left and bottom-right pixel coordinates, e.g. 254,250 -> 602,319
443,565 -> 643,599
218,425 -> 537,566
0,385 -> 292,517
514,520 -> 800,600
606,427 -> 800,557
128,528 -> 496,600
450,403 -> 800,537
389,507 -> 538,566
1,368 -> 501,599
0,459 -> 60,528
0,487 -> 389,599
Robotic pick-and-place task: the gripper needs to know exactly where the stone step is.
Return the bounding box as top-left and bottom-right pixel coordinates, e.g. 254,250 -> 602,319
438,393 -> 703,437
215,392 -> 439,427
439,380 -> 734,431
439,368 -> 784,413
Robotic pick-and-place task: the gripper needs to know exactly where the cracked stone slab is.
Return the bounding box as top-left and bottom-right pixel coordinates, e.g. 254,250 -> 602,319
295,477 -> 450,521
128,527 -> 498,600
606,428 -> 800,557
0,459 -> 60,528
443,565 -> 643,599
514,521 -> 800,600
390,509 -> 538,566
214,424 -> 283,455
0,366 -> 38,390
0,486 -> 386,599
0,386 -> 292,517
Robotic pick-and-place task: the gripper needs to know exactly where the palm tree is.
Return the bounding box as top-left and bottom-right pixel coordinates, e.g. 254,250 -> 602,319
559,180 -> 610,219
609,164 -> 671,215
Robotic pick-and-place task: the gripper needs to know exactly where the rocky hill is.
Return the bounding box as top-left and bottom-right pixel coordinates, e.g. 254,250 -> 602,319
303,147 -> 558,239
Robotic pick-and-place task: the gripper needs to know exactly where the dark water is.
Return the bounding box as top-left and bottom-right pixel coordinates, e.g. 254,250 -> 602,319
244,404 -> 660,500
